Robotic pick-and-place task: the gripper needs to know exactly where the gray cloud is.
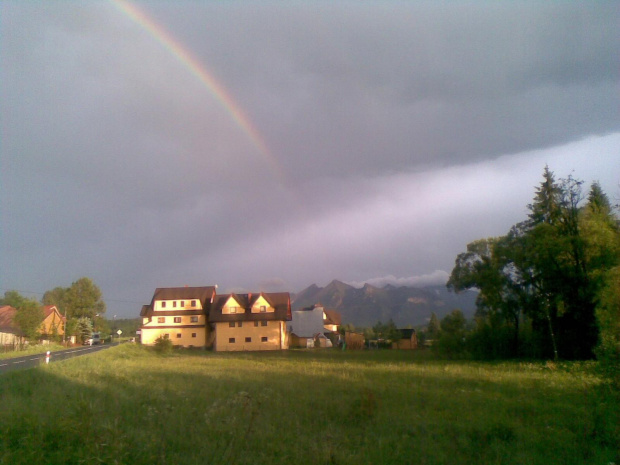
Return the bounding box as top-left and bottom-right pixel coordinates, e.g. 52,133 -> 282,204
1,1 -> 618,317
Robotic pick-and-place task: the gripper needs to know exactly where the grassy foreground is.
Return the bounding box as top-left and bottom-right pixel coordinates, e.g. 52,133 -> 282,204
0,343 -> 67,360
0,345 -> 617,465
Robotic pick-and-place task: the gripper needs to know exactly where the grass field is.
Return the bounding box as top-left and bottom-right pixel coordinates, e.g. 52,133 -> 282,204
0,343 -> 66,360
0,345 -> 617,465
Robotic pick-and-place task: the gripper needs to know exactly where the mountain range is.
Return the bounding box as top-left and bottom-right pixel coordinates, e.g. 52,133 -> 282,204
292,279 -> 477,328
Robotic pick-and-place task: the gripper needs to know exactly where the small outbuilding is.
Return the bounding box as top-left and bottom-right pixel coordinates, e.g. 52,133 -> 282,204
392,328 -> 418,350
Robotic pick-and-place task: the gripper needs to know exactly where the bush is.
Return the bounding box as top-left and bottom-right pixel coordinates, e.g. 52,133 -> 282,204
434,310 -> 469,358
595,267 -> 620,386
153,336 -> 173,354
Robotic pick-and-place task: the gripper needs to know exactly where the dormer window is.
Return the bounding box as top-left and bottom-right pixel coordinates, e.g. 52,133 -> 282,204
230,306 -> 237,314
180,301 -> 185,307
173,301 -> 177,308
191,300 -> 196,307
260,306 -> 267,313
161,302 -> 166,308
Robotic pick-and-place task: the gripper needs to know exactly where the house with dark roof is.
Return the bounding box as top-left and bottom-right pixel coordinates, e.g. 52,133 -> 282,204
323,309 -> 342,333
288,304 -> 341,348
140,286 -> 217,347
392,328 -> 418,350
0,306 -> 22,346
1,305 -> 67,345
209,292 -> 291,351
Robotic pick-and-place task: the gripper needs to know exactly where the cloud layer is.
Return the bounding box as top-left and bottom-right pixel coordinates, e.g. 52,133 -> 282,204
1,1 -> 618,317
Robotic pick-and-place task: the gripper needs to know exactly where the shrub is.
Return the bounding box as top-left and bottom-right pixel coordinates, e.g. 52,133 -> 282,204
153,335 -> 173,354
595,266 -> 620,386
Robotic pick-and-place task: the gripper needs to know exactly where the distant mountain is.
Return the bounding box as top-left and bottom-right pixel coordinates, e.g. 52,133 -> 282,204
292,279 -> 477,328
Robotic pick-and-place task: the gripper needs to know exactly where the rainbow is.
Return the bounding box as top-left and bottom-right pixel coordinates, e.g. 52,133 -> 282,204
110,0 -> 286,184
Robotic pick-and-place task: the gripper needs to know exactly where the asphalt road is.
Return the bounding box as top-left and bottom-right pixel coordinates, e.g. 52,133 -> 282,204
0,344 -> 114,375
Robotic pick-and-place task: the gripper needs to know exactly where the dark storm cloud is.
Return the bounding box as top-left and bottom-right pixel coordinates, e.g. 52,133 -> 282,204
155,1 -> 618,179
1,1 -> 618,316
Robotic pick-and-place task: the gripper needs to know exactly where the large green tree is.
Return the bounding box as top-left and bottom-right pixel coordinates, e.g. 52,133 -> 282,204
42,286 -> 69,312
43,277 -> 106,319
75,317 -> 94,344
427,312 -> 441,340
435,310 -> 468,358
448,167 -> 620,360
448,236 -> 528,357
1,290 -> 28,308
1,291 -> 44,341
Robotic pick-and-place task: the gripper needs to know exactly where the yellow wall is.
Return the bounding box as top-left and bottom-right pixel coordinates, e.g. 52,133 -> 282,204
0,330 -> 21,346
141,326 -> 207,347
40,311 -> 65,336
154,299 -> 203,311
222,296 -> 245,315
392,336 -> 418,350
141,312 -> 208,347
143,314 -> 206,326
213,320 -> 287,351
251,295 -> 275,313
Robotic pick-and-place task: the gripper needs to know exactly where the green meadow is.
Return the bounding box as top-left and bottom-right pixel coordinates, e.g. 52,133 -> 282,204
1,345 -> 617,465
0,343 -> 66,360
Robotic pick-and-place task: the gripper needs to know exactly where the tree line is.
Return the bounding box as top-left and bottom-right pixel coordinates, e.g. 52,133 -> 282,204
444,166 -> 619,365
1,277 -> 106,344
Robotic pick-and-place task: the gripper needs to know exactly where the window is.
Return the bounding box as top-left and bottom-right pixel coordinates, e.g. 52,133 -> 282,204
161,302 -> 166,308
261,321 -> 267,327
164,334 -> 170,339
238,322 -> 242,328
176,333 -> 181,339
190,316 -> 198,323
230,306 -> 237,314
180,301 -> 185,307
260,305 -> 266,313
191,300 -> 196,307
245,337 -> 251,343
158,317 -> 165,323
261,337 -> 268,342
192,333 -> 197,338
229,337 -> 235,343
174,317 -> 181,323
254,321 -> 259,327
173,301 -> 177,308
229,322 -> 235,328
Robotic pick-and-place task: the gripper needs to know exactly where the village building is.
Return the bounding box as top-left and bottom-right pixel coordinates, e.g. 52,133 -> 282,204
0,304 -> 67,346
209,292 -> 291,351
140,286 -> 217,347
288,304 -> 341,348
140,287 -> 292,351
40,305 -> 66,339
0,306 -> 22,347
392,328 -> 418,350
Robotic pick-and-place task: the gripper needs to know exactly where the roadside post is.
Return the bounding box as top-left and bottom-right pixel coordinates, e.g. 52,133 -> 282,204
117,329 -> 122,344
45,351 -> 50,364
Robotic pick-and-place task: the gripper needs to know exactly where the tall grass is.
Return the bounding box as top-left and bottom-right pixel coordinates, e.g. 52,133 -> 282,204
0,346 -> 617,465
0,343 -> 66,360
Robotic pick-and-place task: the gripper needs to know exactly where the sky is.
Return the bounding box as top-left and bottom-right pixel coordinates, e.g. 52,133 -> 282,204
1,1 -> 619,318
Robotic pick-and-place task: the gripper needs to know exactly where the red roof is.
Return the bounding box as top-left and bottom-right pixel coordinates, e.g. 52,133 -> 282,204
324,309 -> 342,326
0,305 -> 19,332
43,305 -> 66,321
